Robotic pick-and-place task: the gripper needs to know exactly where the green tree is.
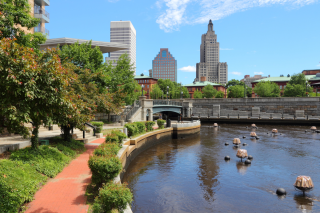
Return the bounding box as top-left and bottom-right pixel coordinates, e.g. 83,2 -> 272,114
289,73 -> 308,85
226,79 -> 243,88
202,84 -> 217,98
181,87 -> 190,98
215,91 -> 224,98
228,85 -> 244,98
253,81 -> 280,97
150,84 -> 163,99
193,89 -> 203,99
283,83 -> 306,97
0,0 -> 47,50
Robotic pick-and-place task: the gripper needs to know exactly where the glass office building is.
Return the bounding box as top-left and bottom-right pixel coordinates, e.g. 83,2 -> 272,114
152,48 -> 177,82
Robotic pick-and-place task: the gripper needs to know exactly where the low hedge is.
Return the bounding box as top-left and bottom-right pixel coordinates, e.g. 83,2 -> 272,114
145,121 -> 155,132
105,130 -> 127,147
94,143 -> 120,157
157,119 -> 166,129
10,146 -> 71,178
92,182 -> 133,213
91,121 -> 104,133
88,155 -> 122,186
135,121 -> 145,133
0,160 -> 47,213
124,123 -> 138,137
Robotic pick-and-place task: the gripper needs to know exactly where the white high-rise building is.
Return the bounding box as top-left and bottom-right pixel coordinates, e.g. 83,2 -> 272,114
106,21 -> 136,74
195,20 -> 228,84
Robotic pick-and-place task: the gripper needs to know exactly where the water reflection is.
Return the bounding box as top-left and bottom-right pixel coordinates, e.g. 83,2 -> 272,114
236,162 -> 250,175
294,195 -> 314,212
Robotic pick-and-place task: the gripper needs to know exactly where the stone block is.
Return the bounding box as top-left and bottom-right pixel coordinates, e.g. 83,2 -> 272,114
296,117 -> 306,120
96,133 -> 104,138
295,110 -> 304,118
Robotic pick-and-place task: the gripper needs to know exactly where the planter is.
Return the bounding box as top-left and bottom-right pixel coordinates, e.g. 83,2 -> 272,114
96,133 -> 103,138
95,127 -> 102,134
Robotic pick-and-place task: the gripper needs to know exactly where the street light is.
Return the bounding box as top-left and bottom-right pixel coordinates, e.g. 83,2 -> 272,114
306,80 -> 309,97
224,84 -> 227,98
141,84 -> 144,96
181,91 -> 183,99
167,86 -> 169,101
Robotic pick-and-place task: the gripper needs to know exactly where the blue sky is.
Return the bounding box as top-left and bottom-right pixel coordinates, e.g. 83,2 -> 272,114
48,0 -> 320,85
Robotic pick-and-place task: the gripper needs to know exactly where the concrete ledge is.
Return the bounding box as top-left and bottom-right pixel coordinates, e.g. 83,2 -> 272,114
296,117 -> 306,120
229,116 -> 238,119
95,133 -> 104,138
309,118 -> 319,120
75,138 -> 88,143
250,117 -> 259,119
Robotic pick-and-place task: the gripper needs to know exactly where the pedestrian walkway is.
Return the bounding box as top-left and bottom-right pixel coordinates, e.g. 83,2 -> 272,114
25,138 -> 105,213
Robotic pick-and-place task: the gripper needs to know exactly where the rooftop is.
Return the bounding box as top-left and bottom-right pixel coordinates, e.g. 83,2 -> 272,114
40,38 -> 129,53
134,74 -> 157,79
184,81 -> 222,87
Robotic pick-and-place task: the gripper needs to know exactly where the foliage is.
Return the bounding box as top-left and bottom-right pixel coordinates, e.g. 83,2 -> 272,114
226,79 -> 244,88
253,81 -> 280,97
94,143 -> 120,157
0,0 -> 47,50
157,119 -> 166,129
227,85 -> 244,98
105,134 -> 119,144
92,182 -> 132,213
156,79 -> 190,99
56,144 -> 76,158
50,137 -> 85,152
111,130 -> 127,145
91,121 -> 104,133
135,122 -> 146,133
215,91 -> 224,98
0,160 -> 47,213
202,84 -> 217,98
145,121 -> 155,132
150,84 -> 164,99
88,155 -> 122,186
193,89 -> 203,99
10,146 -> 71,177
289,73 -> 309,86
124,123 -> 138,137
283,83 -> 307,97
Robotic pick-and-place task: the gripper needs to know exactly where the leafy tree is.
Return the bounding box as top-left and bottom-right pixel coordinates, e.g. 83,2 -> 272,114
215,91 -> 224,98
228,85 -> 244,98
226,79 -> 244,88
253,81 -> 280,97
283,83 -> 306,97
193,89 -> 203,99
0,0 -> 47,50
0,39 -> 76,148
289,73 -> 308,86
150,84 -> 163,99
181,87 -> 190,98
157,79 -> 175,98
202,84 -> 217,98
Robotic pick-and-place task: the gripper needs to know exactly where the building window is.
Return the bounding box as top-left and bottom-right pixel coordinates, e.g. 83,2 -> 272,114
280,85 -> 282,89
162,51 -> 166,57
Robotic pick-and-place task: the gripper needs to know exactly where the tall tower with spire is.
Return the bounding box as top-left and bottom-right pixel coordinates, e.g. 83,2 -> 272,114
195,20 -> 228,84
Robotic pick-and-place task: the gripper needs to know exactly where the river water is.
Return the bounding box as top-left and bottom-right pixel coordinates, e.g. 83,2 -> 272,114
122,124 -> 320,213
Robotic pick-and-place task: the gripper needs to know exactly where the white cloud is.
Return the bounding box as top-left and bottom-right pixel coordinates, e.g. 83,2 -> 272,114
179,65 -> 196,72
231,72 -> 242,76
220,48 -> 233,50
317,64 -> 320,67
156,0 -> 317,32
254,72 -> 264,74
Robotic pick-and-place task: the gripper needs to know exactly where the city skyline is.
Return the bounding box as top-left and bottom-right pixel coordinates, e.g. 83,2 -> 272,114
40,0 -> 320,84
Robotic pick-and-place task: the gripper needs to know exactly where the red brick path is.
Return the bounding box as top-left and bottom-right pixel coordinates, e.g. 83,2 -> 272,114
25,138 -> 105,213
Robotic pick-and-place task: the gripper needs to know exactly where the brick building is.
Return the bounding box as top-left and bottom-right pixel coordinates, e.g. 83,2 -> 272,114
134,74 -> 158,99
184,77 -> 226,98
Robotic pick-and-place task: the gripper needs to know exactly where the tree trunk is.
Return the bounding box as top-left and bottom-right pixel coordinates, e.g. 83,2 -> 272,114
31,124 -> 40,149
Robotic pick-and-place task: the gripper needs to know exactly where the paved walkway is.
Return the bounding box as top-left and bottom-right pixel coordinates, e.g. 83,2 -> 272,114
25,138 -> 105,213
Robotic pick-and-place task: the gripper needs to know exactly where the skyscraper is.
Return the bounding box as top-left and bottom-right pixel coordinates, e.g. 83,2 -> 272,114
152,48 -> 177,82
106,21 -> 136,74
195,20 -> 228,84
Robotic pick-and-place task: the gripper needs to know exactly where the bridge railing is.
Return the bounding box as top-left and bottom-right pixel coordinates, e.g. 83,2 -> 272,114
153,100 -> 182,106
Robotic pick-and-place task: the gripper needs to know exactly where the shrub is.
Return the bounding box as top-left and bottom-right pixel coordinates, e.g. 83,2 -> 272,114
0,160 -> 47,213
92,182 -> 132,213
94,143 -> 120,157
56,144 -> 76,158
105,134 -> 119,144
135,122 -> 146,134
145,121 -> 155,132
91,121 -> 104,134
10,146 -> 71,177
50,137 -> 85,152
88,155 -> 122,186
157,119 -> 166,129
124,123 -> 138,137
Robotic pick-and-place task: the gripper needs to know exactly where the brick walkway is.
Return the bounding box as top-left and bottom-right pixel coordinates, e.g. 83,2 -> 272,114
25,138 -> 105,213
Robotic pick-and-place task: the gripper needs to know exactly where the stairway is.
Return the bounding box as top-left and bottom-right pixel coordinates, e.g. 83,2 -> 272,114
72,129 -> 99,144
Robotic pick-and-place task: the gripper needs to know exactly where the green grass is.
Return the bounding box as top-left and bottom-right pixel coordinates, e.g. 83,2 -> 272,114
101,128 -> 122,136
10,146 -> 71,178
0,160 -> 48,213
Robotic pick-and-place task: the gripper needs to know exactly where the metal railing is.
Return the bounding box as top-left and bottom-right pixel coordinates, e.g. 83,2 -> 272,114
126,101 -> 141,121
153,100 -> 182,106
34,26 -> 49,37
34,5 -> 50,19
84,122 -> 96,137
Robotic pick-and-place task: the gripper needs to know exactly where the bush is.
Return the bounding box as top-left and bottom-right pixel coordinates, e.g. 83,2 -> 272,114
157,119 -> 166,129
56,144 -> 76,158
145,121 -> 155,132
96,127 -> 102,133
88,155 -> 122,186
135,122 -> 146,134
10,146 -> 71,178
0,160 -> 47,213
105,134 -> 119,144
124,123 -> 138,137
94,143 -> 120,157
50,137 -> 85,152
91,122 -> 104,133
92,182 -> 132,213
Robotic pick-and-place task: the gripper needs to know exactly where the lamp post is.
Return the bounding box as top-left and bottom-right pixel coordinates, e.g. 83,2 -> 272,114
224,84 -> 227,98
181,91 -> 183,99
162,90 -> 163,99
180,82 -> 182,99
167,86 -> 169,101
142,84 -> 144,96
306,80 -> 308,97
